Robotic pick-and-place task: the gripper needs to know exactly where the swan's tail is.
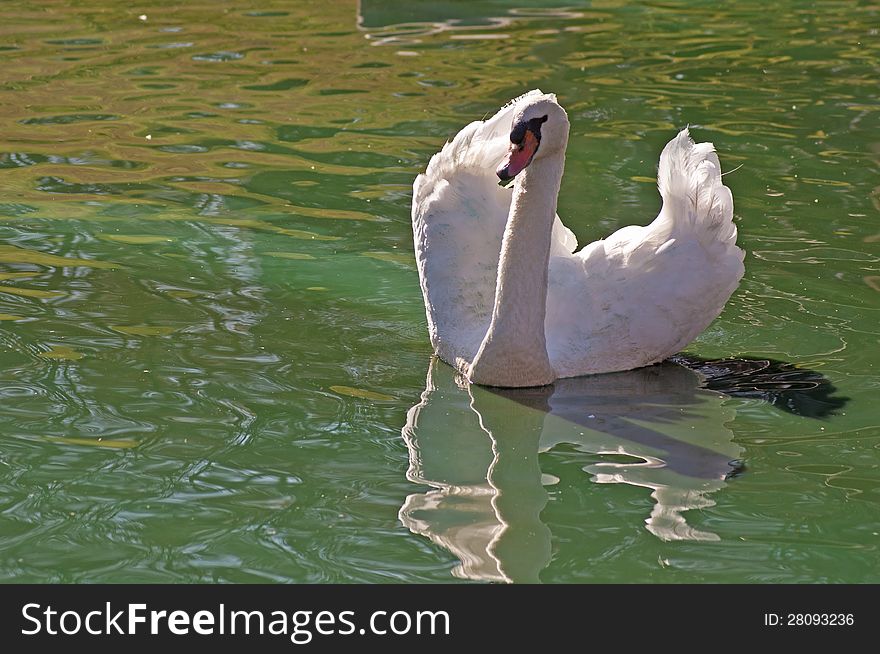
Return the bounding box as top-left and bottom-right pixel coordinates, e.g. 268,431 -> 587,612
657,128 -> 738,248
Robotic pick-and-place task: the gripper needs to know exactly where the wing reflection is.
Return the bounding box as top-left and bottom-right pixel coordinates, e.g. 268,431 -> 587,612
400,355 -> 846,583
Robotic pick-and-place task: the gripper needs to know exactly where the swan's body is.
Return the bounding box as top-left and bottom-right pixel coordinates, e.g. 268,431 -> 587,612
413,90 -> 744,387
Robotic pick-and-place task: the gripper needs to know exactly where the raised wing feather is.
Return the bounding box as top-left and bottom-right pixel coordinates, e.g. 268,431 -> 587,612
413,91 -> 576,369
545,129 -> 744,377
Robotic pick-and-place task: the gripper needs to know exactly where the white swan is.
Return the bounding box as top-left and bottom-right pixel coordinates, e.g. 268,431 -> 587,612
412,90 -> 745,387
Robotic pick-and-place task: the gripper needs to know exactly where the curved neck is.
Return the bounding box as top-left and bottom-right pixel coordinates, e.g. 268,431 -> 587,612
468,152 -> 565,387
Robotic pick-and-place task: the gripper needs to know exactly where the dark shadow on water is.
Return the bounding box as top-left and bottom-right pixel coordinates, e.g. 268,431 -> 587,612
670,354 -> 848,419
400,354 -> 849,582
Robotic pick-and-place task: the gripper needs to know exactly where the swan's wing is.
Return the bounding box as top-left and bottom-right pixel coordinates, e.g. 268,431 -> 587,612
546,129 -> 744,377
412,119 -> 511,367
413,90 -> 577,367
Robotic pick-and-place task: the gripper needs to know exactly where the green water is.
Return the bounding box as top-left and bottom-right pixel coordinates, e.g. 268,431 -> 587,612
0,0 -> 877,583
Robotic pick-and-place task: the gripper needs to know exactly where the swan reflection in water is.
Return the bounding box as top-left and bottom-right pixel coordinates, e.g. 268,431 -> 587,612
399,356 -> 846,582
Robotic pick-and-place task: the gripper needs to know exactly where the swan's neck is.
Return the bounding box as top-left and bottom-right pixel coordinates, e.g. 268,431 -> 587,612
468,152 -> 565,387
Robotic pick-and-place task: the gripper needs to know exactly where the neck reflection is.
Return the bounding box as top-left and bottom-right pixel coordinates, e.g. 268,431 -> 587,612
400,357 -> 742,583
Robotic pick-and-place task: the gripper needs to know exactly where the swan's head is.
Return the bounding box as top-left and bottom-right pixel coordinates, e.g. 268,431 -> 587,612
496,93 -> 569,184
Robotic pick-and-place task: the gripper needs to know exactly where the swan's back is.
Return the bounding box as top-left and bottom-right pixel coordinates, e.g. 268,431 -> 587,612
545,129 -> 744,376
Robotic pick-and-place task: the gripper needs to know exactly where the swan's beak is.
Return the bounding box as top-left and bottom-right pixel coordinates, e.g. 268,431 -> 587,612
497,130 -> 540,184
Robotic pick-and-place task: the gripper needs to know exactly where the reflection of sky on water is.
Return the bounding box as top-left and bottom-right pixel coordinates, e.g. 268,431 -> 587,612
401,357 -> 846,583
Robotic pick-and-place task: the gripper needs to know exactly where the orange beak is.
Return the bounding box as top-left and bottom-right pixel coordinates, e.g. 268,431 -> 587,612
496,129 -> 540,184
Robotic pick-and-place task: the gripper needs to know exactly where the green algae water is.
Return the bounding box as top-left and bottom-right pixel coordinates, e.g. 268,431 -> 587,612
0,0 -> 877,583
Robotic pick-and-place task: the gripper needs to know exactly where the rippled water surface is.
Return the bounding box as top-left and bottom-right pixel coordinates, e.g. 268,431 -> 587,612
1,1 -> 878,583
